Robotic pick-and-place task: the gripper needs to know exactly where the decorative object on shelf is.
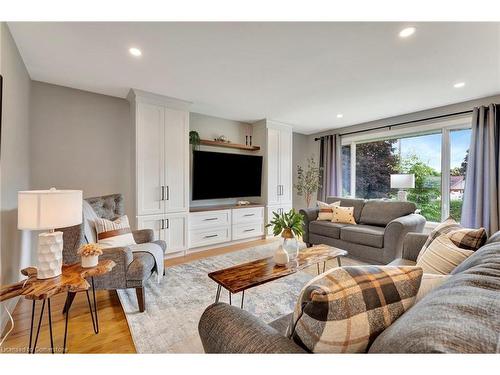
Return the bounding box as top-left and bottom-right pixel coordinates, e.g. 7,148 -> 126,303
199,139 -> 260,151
244,125 -> 253,146
266,209 -> 305,261
215,135 -> 230,143
390,173 -> 415,201
295,157 -> 323,207
78,243 -> 103,268
18,188 -> 83,279
237,200 -> 251,206
189,130 -> 201,150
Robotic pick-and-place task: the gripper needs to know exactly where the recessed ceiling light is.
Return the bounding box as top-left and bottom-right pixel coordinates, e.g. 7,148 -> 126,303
453,82 -> 466,88
399,27 -> 416,38
336,114 -> 344,119
129,47 -> 142,57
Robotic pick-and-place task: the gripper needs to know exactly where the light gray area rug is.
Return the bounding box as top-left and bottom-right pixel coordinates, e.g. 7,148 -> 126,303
117,242 -> 314,353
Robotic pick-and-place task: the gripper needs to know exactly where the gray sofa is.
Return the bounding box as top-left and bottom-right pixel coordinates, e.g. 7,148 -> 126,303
300,196 -> 426,264
198,231 -> 500,353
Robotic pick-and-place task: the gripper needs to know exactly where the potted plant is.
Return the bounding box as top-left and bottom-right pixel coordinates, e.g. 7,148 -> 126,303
295,157 -> 322,208
77,243 -> 103,268
189,130 -> 201,150
266,209 -> 304,264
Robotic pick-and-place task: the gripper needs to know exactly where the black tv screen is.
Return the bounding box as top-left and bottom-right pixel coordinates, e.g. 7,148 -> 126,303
192,151 -> 263,200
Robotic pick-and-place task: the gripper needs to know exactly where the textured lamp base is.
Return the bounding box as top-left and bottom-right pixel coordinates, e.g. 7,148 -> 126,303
397,190 -> 408,201
37,231 -> 63,279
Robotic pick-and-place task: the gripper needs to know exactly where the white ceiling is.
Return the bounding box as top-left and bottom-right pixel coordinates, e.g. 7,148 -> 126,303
8,22 -> 500,134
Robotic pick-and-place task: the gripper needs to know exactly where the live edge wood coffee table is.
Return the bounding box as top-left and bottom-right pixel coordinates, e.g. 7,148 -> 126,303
208,244 -> 347,309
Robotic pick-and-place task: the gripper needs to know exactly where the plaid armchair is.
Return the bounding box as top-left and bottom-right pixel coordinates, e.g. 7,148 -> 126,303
59,193 -> 166,312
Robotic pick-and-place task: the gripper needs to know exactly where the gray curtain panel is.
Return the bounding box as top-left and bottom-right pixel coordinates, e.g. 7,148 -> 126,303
461,104 -> 500,235
317,134 -> 342,201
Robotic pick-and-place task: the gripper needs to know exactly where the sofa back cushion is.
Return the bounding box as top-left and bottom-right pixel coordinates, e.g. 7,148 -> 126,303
326,196 -> 365,223
369,244 -> 500,353
359,200 -> 416,226
288,265 -> 422,353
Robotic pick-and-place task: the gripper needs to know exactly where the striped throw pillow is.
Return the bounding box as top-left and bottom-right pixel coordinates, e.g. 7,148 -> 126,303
317,201 -> 340,220
94,215 -> 136,248
288,265 -> 422,353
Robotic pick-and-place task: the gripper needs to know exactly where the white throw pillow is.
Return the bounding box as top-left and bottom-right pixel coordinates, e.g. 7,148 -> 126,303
317,201 -> 340,221
94,215 -> 136,248
416,234 -> 474,275
415,273 -> 450,302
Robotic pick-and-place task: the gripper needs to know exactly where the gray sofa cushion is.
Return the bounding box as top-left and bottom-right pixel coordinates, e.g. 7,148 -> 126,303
360,200 -> 416,226
340,224 -> 385,248
388,258 -> 417,266
369,244 -> 500,353
326,196 -> 365,223
309,221 -> 348,239
269,314 -> 292,336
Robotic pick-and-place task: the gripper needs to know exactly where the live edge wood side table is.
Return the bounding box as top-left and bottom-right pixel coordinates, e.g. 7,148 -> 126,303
208,244 -> 347,309
0,260 -> 115,354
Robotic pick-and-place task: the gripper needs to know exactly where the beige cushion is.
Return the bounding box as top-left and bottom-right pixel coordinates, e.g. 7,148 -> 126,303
417,234 -> 474,275
331,205 -> 356,225
288,265 -> 423,353
317,200 -> 340,221
415,273 -> 450,302
95,215 -> 136,248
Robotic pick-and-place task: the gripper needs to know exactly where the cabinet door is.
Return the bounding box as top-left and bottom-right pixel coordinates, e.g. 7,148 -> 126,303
267,127 -> 280,206
136,103 -> 165,216
164,213 -> 188,254
278,129 -> 293,204
164,108 -> 189,213
136,214 -> 163,241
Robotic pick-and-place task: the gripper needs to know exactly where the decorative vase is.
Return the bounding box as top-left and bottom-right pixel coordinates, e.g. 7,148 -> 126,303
282,229 -> 299,260
273,246 -> 289,266
81,255 -> 99,268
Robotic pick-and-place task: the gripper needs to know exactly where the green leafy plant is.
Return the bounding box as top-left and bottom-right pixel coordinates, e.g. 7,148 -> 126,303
266,209 -> 305,237
295,157 -> 322,207
189,130 -> 201,150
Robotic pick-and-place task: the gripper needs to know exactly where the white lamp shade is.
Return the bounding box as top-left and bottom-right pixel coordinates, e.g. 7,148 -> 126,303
18,189 -> 83,230
390,174 -> 415,189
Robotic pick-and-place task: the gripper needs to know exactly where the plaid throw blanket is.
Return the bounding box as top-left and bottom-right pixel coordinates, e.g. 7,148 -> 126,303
288,265 -> 423,353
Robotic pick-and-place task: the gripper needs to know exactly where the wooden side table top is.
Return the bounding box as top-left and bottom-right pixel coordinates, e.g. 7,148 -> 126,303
0,260 -> 115,301
208,244 -> 348,294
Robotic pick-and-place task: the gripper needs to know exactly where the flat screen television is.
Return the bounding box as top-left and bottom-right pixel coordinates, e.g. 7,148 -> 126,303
192,150 -> 263,200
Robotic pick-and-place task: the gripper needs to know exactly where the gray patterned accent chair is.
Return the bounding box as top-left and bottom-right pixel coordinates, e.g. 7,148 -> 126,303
59,193 -> 166,312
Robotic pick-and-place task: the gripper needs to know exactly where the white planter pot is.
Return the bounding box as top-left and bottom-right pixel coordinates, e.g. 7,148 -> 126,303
273,246 -> 289,266
81,255 -> 99,268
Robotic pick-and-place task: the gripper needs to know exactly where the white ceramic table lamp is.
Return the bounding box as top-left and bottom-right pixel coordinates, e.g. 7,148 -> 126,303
390,174 -> 415,201
18,188 -> 82,279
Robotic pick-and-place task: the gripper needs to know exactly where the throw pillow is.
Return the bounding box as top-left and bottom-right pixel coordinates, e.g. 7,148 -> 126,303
287,265 -> 423,353
420,218 -> 462,253
416,234 -> 474,275
447,228 -> 487,251
415,273 -> 450,302
317,200 -> 340,221
331,205 -> 356,224
94,215 -> 136,248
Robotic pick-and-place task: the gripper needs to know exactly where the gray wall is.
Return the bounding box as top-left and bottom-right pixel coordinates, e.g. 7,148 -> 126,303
292,132 -> 314,210
0,23 -> 32,328
30,81 -> 132,212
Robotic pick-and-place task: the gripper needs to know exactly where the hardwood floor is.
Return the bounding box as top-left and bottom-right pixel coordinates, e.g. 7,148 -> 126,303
1,238 -> 363,354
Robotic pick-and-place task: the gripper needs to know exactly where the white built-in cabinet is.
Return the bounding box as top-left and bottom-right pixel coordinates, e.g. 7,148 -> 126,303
128,89 -> 190,255
253,120 -> 293,235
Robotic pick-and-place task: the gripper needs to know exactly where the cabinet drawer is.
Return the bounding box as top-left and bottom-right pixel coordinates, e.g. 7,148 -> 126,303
232,223 -> 264,241
189,226 -> 231,248
232,207 -> 264,224
189,209 -> 231,229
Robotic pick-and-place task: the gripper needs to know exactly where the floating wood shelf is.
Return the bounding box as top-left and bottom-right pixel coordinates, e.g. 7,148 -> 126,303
199,139 -> 260,151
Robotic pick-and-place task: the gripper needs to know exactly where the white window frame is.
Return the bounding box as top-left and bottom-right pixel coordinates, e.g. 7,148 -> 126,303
340,115 -> 472,223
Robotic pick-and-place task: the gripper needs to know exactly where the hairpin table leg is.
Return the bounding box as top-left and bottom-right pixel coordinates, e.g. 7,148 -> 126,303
240,291 -> 245,309
47,298 -> 54,354
28,300 -> 35,353
215,285 -> 221,303
32,299 -> 46,354
229,291 -> 232,305
86,277 -> 99,334
63,293 -> 70,354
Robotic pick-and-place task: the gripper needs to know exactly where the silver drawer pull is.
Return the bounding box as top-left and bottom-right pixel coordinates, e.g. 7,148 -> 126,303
243,229 -> 255,232
204,218 -> 218,221
243,214 -> 254,217
204,234 -> 218,238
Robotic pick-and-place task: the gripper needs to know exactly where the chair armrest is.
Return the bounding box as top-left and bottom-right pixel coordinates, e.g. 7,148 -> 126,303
383,214 -> 426,263
402,232 -> 429,261
132,229 -> 154,244
299,208 -> 319,244
198,303 -> 306,353
92,246 -> 133,289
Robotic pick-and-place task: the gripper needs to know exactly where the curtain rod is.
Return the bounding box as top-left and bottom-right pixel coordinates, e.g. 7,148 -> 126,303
314,109 -> 473,141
